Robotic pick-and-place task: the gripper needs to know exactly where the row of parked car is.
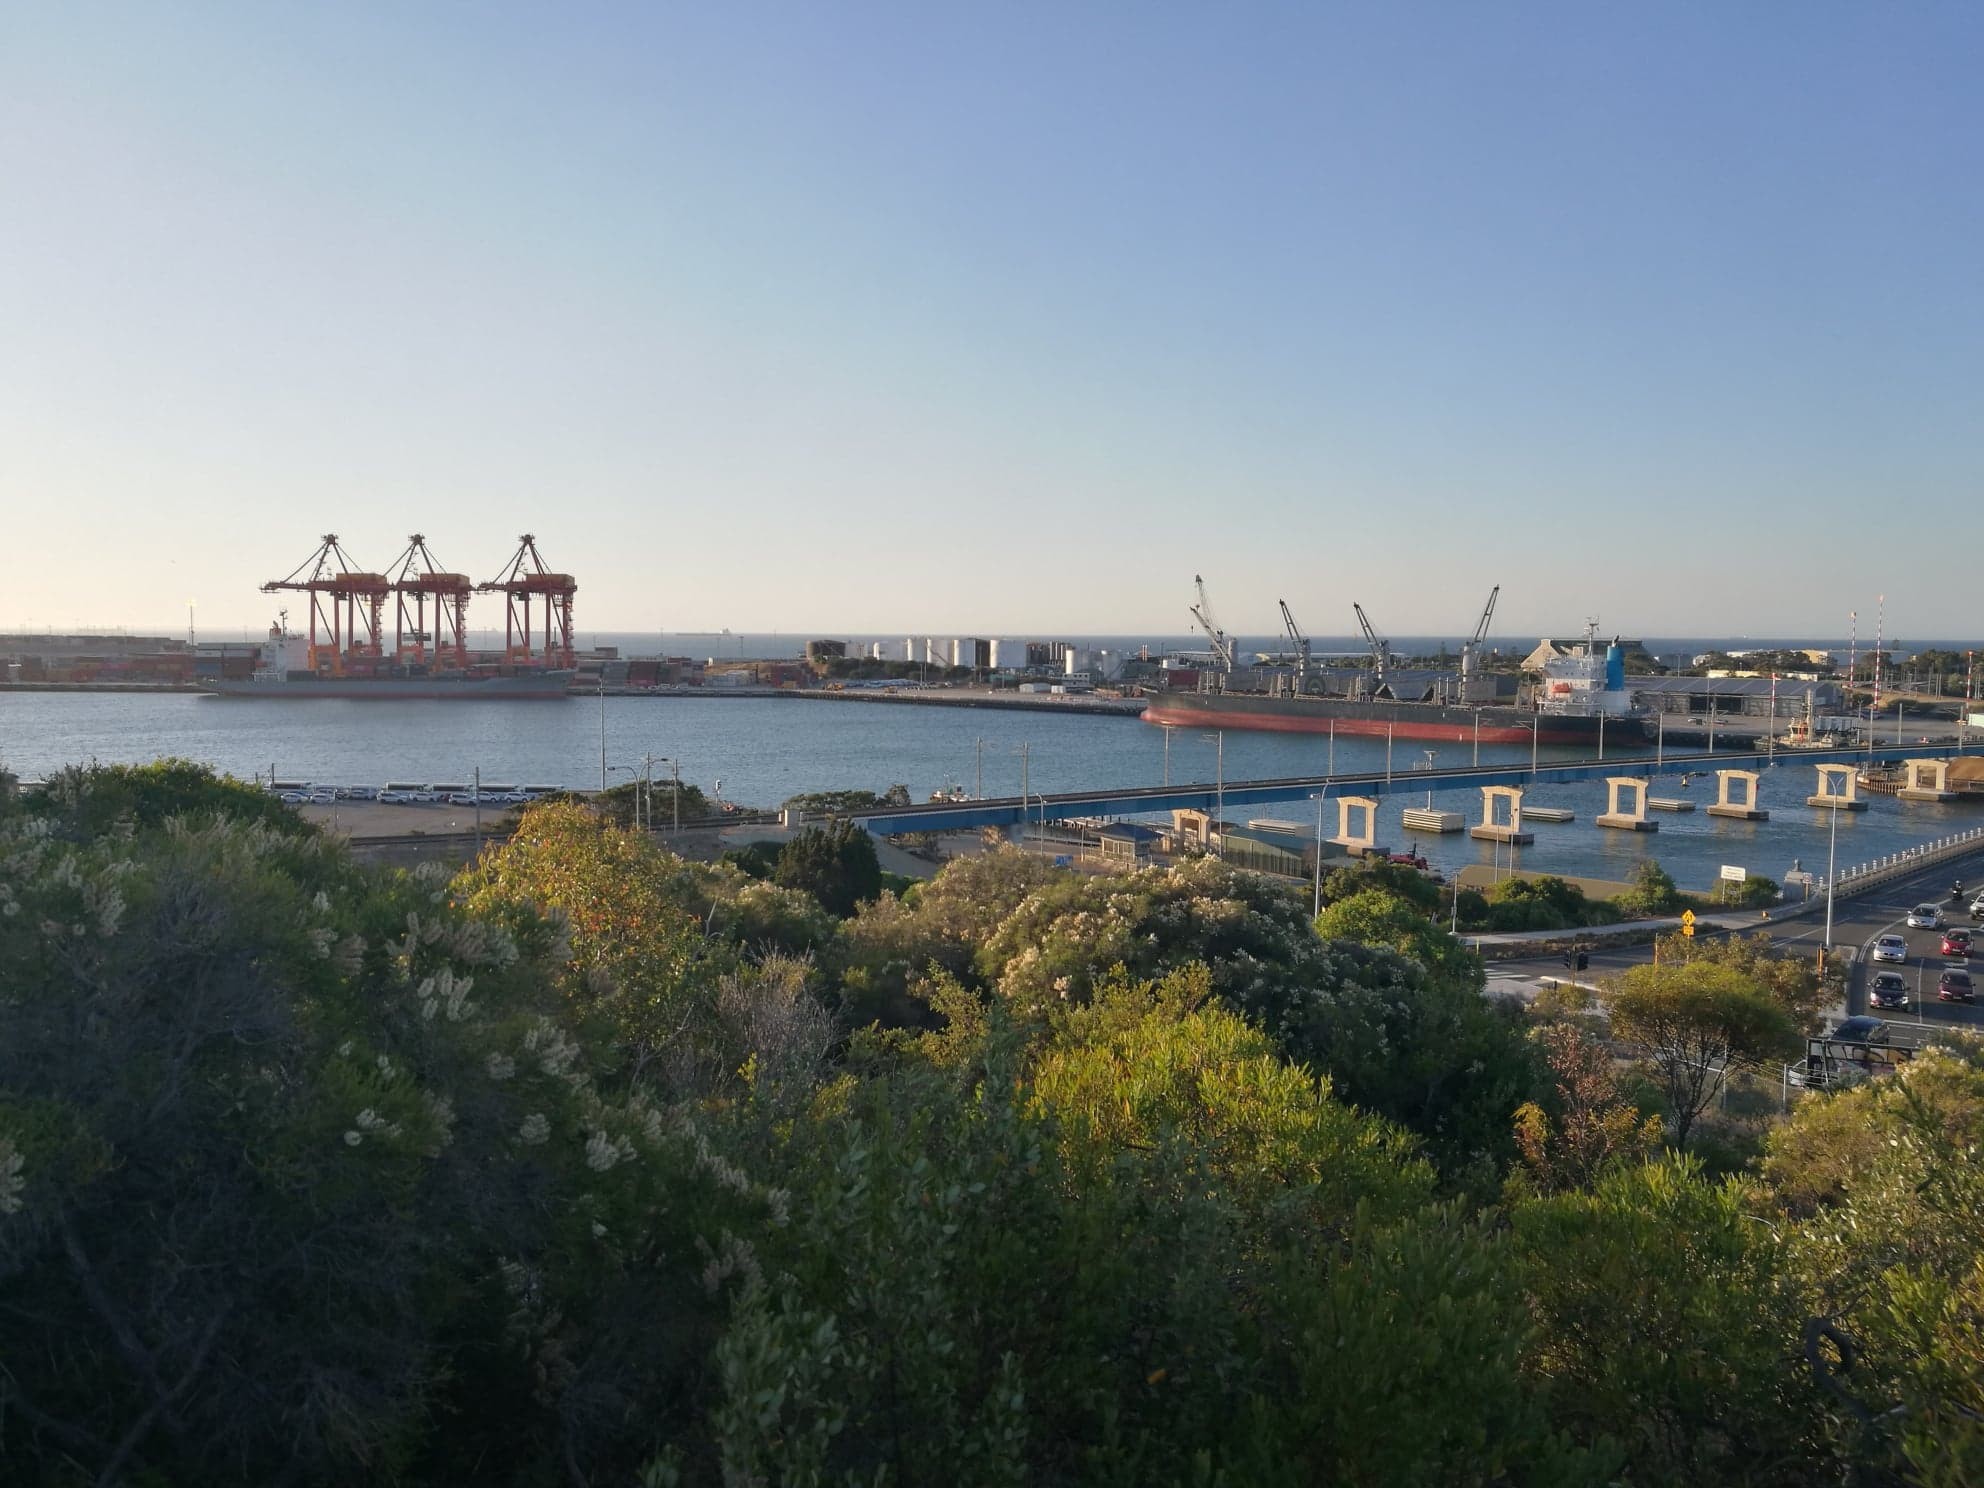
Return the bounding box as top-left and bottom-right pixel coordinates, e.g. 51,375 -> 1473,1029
271,786 -> 556,808
1868,901 -> 1976,1009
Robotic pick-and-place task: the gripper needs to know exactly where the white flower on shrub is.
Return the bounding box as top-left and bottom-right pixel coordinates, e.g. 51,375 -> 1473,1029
485,1053 -> 517,1081
414,967 -> 477,1023
519,1112 -> 550,1146
584,1129 -> 635,1172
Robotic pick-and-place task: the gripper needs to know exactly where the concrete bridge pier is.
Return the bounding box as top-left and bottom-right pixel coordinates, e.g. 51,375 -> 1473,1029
1897,759 -> 1957,802
1707,769 -> 1768,821
1329,796 -> 1384,857
1807,762 -> 1868,811
1470,785 -> 1533,845
1597,776 -> 1658,832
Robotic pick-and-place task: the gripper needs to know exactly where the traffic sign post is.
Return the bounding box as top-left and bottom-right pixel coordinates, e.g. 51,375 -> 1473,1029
1681,908 -> 1697,940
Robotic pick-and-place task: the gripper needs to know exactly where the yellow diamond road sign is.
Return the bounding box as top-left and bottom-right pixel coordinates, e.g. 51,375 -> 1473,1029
1681,910 -> 1697,925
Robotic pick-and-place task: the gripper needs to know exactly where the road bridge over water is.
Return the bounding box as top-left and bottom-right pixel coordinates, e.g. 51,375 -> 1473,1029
849,744 -> 1970,836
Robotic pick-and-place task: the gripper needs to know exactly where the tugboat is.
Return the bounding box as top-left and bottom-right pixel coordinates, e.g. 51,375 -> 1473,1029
1777,691 -> 1851,749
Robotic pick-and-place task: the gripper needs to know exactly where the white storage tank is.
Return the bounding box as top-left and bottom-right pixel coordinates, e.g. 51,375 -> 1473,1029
990,638 -> 1026,670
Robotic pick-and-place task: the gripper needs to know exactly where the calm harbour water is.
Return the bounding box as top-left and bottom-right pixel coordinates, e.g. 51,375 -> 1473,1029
4,690 -> 1980,895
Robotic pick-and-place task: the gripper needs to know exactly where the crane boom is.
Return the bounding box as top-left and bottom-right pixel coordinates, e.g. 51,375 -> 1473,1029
1460,585 -> 1500,683
1352,602 -> 1390,684
1190,574 -> 1235,673
1278,599 -> 1311,691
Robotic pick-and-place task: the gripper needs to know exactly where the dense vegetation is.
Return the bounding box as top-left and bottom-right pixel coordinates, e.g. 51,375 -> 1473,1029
2,761 -> 1979,1485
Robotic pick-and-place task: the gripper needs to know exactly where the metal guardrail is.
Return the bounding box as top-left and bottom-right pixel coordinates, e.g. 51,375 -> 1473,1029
1815,825 -> 1984,902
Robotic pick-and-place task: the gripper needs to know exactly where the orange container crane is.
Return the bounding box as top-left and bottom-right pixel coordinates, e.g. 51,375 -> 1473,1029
478,534 -> 576,669
385,534 -> 472,670
261,535 -> 388,676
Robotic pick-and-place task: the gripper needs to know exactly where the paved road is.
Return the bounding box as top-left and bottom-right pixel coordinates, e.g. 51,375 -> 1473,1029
1492,848 -> 1984,1033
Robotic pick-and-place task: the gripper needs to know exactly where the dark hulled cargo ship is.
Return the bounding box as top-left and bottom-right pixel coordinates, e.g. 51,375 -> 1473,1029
1141,691 -> 1646,745
1143,624 -> 1651,747
200,669 -> 574,700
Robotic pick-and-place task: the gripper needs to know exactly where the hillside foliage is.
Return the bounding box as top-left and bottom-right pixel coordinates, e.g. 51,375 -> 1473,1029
1,765 -> 1977,1485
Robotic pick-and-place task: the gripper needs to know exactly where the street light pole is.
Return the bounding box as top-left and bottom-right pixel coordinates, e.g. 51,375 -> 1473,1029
1016,742 -> 1031,850
1823,791 -> 1840,973
1312,790 -> 1327,919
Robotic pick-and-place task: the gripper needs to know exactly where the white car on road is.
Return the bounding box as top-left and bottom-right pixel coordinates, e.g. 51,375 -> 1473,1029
1906,905 -> 1943,930
1872,934 -> 1910,964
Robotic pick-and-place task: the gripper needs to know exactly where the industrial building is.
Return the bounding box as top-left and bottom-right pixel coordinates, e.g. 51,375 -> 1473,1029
1627,675 -> 1843,722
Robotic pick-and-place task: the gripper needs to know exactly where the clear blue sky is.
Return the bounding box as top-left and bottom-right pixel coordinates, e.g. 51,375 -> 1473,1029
3,3 -> 1978,641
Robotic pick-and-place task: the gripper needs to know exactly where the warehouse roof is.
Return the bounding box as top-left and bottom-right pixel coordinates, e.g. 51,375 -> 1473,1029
1630,676 -> 1839,698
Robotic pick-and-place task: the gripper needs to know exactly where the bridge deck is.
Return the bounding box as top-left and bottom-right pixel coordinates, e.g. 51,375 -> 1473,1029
849,744 -> 1967,835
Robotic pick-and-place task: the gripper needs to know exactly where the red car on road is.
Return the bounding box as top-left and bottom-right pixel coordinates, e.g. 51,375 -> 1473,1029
1939,969 -> 1976,1003
1943,929 -> 1974,958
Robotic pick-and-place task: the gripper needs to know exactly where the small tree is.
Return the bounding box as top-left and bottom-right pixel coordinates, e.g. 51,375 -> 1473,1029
1619,859 -> 1681,917
1315,887 -> 1482,997
1608,963 -> 1801,1148
774,820 -> 883,918
1652,930 -> 1828,1030
1512,1023 -> 1662,1193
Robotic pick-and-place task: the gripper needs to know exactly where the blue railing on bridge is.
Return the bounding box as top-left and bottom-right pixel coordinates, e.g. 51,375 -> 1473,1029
846,744 -> 1966,836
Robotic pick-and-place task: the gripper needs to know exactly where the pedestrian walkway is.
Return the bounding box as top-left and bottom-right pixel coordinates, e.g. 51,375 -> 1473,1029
1464,903 -> 1792,952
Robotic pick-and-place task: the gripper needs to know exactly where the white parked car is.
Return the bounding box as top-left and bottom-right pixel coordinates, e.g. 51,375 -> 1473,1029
1906,904 -> 1943,930
308,791 -> 338,805
279,791 -> 308,804
1872,934 -> 1910,964
377,790 -> 409,804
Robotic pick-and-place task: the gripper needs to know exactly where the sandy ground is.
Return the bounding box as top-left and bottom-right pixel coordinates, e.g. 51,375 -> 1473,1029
298,801 -> 509,838
303,801 -> 956,882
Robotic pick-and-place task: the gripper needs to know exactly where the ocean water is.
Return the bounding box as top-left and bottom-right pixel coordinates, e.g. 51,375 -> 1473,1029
5,690 -> 1981,895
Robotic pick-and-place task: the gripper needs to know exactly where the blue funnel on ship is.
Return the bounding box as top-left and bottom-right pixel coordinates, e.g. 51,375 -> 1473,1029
1605,640 -> 1625,691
